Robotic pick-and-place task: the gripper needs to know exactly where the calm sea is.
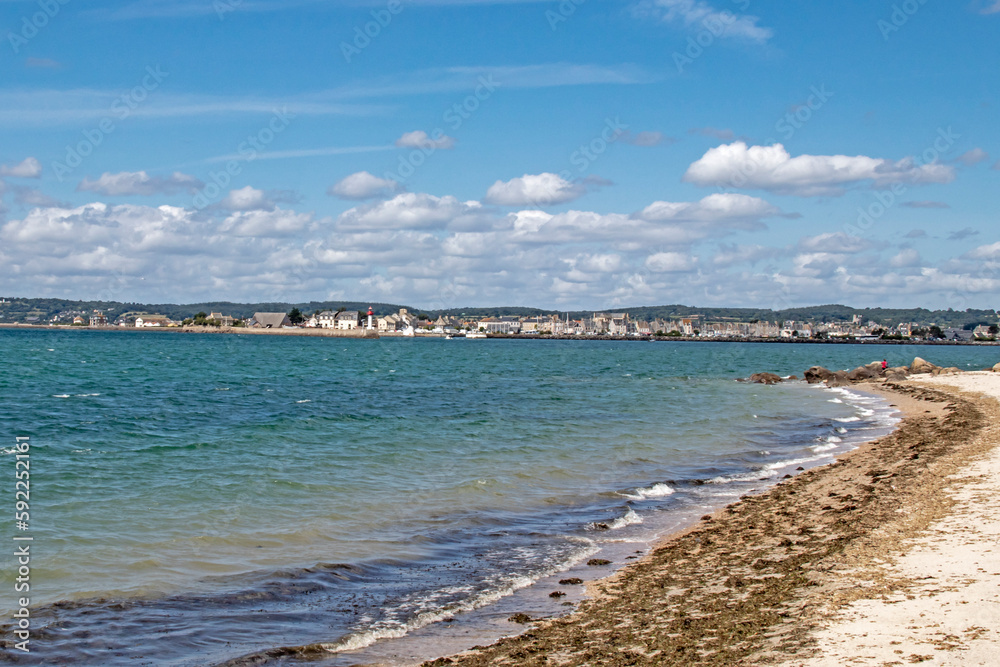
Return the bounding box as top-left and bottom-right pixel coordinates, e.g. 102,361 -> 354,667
0,330 -> 995,665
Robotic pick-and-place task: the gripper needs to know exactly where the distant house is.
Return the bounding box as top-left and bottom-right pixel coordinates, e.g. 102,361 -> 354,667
208,312 -> 234,327
89,312 -> 108,327
973,324 -> 996,339
72,316 -> 85,325
316,311 -> 338,329
335,311 -> 360,330
477,317 -> 521,334
943,327 -> 974,342
250,312 -> 292,329
135,315 -> 172,327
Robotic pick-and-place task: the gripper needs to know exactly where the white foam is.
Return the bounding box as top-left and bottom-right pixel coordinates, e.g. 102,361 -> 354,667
608,507 -> 643,529
296,400 -> 312,404
827,398 -> 843,404
620,483 -> 674,500
318,539 -> 600,654
52,394 -> 71,398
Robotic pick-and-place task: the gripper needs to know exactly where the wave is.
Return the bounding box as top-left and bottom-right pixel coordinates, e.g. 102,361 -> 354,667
619,483 -> 675,501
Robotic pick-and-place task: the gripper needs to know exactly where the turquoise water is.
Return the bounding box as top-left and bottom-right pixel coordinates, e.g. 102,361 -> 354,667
0,330 -> 996,665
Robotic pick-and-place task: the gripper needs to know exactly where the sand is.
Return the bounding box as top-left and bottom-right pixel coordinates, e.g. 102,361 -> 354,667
422,373 -> 1000,666
780,372 -> 1000,667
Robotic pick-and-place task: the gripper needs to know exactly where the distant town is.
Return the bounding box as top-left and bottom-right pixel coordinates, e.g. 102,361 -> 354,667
4,301 -> 997,343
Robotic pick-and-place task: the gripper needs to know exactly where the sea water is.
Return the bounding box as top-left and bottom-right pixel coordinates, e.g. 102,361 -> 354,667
0,330 -> 995,665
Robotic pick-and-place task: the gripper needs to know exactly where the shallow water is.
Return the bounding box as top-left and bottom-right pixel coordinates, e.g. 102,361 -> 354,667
0,331 -> 995,665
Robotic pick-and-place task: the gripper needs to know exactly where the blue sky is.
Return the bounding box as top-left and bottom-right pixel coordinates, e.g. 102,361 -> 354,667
0,0 -> 998,310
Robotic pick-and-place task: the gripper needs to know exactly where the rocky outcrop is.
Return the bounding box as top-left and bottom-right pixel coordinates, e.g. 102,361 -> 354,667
884,366 -> 910,382
934,366 -> 962,376
847,365 -> 879,381
909,357 -> 941,374
826,370 -> 852,387
747,372 -> 783,385
804,366 -> 835,384
992,362 -> 1000,373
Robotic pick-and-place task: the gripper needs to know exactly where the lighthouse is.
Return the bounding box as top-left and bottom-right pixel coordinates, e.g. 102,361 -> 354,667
367,306 -> 374,330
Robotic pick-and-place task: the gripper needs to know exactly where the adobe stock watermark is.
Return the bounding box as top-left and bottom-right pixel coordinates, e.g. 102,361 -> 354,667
192,107 -> 295,209
844,126 -> 959,238
214,0 -> 242,20
7,0 -> 70,55
341,0 -> 405,63
673,0 -> 754,73
385,75 -> 499,185
52,65 -> 169,182
546,0 -> 586,30
715,83 -> 833,196
775,85 -> 834,141
878,0 -> 931,41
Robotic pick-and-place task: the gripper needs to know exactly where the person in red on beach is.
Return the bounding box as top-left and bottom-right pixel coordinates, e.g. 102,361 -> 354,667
881,359 -> 888,370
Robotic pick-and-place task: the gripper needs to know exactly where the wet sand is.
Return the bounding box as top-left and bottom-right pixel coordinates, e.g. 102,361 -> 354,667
422,374 -> 998,666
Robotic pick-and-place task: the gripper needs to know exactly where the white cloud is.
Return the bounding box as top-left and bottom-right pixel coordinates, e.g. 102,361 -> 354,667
0,157 -> 42,178
335,192 -> 483,231
484,173 -> 587,206
889,248 -> 922,268
645,0 -> 773,43
219,186 -> 275,212
965,242 -> 1000,260
219,208 -> 313,237
684,142 -> 956,196
77,171 -> 202,196
395,130 -> 456,150
954,148 -> 990,166
636,193 -> 779,224
645,251 -> 697,272
328,171 -> 402,200
797,232 -> 873,254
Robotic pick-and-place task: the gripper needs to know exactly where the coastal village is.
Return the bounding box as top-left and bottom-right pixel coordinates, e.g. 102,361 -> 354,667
32,306 -> 1000,341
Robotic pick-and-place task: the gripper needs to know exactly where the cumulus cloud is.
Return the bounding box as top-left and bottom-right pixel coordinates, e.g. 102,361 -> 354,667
797,232 -> 873,254
953,148 -> 989,166
395,130 -> 456,150
77,171 -> 203,196
484,173 -> 587,207
219,186 -> 274,212
219,208 -> 313,237
335,192 -> 483,231
683,142 -> 956,196
965,242 -> 1000,259
0,157 -> 42,178
635,193 -> 780,225
889,248 -> 922,268
644,0 -> 773,43
328,171 -> 402,200
645,251 -> 697,272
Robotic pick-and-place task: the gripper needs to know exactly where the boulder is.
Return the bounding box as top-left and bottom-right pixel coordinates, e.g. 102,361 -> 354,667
847,365 -> 879,381
909,357 -> 940,374
804,366 -> 835,384
992,362 -> 1000,373
748,372 -> 783,385
884,369 -> 909,382
934,366 -> 962,376
825,370 -> 852,387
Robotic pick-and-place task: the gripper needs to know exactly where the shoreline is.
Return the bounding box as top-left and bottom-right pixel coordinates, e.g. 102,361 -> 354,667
0,324 -> 996,346
416,374 -> 997,666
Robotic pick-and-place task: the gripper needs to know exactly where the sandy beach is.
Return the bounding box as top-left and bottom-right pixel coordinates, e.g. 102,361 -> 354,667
423,372 -> 1000,666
